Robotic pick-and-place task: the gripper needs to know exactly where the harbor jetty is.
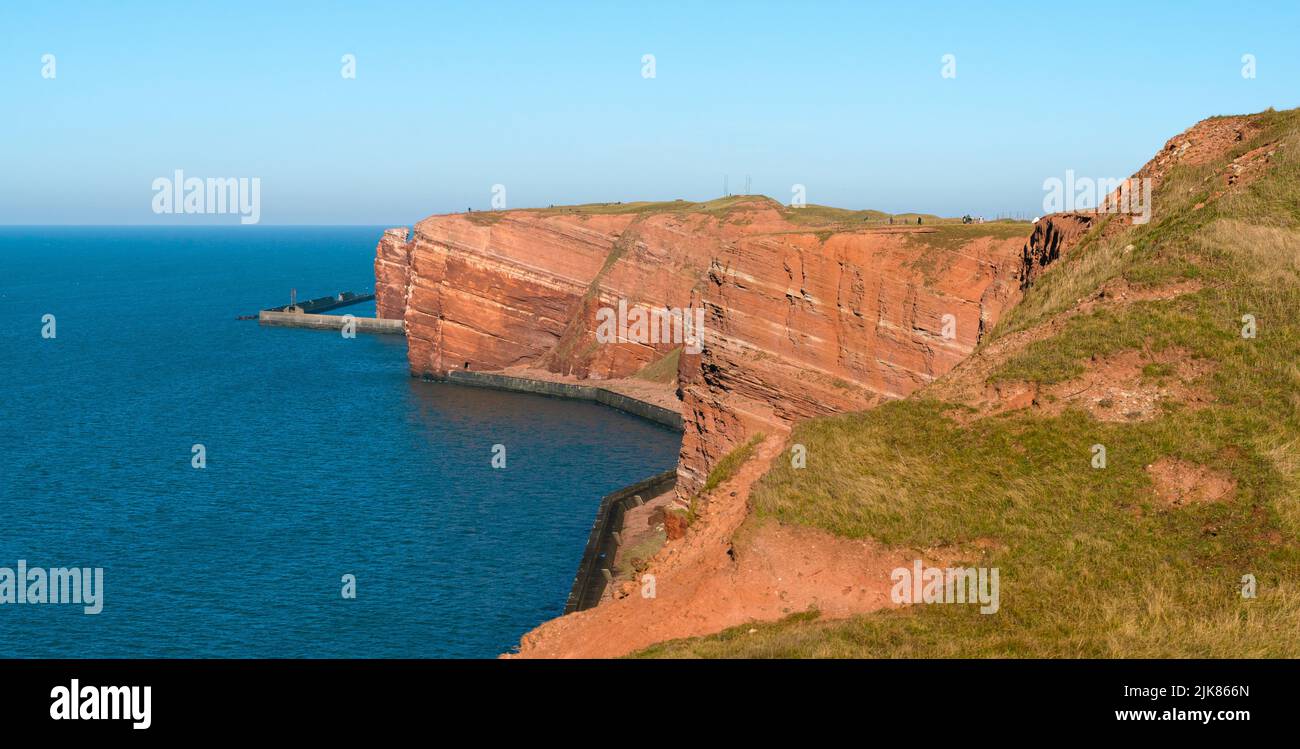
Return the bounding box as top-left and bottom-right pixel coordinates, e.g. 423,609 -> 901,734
249,289 -> 405,335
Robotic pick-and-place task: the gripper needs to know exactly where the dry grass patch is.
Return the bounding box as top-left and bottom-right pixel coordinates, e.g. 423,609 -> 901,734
1197,219 -> 1300,285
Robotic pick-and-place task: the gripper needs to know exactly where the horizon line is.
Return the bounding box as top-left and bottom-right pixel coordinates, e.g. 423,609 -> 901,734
0,223 -> 399,228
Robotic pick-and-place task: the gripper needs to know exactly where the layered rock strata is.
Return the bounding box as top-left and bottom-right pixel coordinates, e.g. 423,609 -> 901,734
375,199 -> 1034,494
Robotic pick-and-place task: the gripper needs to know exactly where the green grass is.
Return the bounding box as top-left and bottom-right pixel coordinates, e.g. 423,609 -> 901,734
903,222 -> 1033,281
463,210 -> 505,226
634,347 -> 682,384
636,107 -> 1300,658
701,434 -> 765,495
535,195 -> 778,220
461,196 -> 1029,242
528,195 -> 989,230
561,195 -> 955,227
776,202 -> 969,226
679,434 -> 766,526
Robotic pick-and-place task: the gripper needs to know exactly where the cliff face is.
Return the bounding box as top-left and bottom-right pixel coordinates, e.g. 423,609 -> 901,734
375,210 -> 699,379
678,222 -> 1026,491
375,198 -> 1034,494
374,227 -> 413,321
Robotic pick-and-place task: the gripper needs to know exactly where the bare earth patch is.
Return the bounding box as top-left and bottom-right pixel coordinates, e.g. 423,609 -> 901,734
923,537 -> 1007,567
1139,115 -> 1264,178
960,347 -> 1214,423
1081,277 -> 1205,310
930,280 -> 1205,424
1043,348 -> 1215,422
1195,140 -> 1285,209
506,433 -> 916,658
1145,457 -> 1236,506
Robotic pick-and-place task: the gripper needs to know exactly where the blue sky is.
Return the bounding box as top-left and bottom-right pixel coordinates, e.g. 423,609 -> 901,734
2,0 -> 1297,225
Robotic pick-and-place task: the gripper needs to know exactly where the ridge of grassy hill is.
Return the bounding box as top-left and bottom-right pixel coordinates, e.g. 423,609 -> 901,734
463,193 -> 1018,231
637,107 -> 1300,658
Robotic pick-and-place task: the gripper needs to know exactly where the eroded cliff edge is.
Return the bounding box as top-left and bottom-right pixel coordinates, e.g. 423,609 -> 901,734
374,197 -> 1038,496
374,112 -> 1283,657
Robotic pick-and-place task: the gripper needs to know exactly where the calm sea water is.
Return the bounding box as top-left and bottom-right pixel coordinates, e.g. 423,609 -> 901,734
0,227 -> 679,658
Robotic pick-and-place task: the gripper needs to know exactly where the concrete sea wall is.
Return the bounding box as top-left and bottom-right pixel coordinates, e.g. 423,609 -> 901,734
564,469 -> 677,614
422,368 -> 683,614
258,310 -> 404,335
435,370 -> 684,431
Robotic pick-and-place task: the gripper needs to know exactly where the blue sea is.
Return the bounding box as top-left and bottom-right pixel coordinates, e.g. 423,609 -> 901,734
0,227 -> 679,658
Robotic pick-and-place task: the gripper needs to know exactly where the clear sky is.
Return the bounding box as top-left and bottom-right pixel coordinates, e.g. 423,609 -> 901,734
2,0 -> 1297,225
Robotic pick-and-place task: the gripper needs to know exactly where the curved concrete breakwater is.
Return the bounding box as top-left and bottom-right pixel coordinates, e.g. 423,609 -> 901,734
565,469 -> 677,613
433,370 -> 683,430
423,368 -> 684,611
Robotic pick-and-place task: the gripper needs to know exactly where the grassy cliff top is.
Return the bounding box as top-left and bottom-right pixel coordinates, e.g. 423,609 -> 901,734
638,106 -> 1300,658
451,193 -> 1029,231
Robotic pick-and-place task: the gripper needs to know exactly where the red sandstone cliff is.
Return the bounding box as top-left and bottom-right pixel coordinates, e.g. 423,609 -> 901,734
372,113 -> 1257,658
375,198 -> 1034,494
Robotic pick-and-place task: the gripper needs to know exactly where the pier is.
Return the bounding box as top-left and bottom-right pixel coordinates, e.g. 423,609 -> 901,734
258,310 -> 403,334
250,289 -> 405,335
